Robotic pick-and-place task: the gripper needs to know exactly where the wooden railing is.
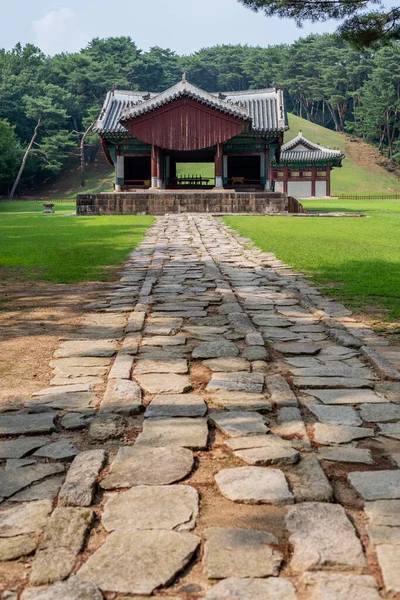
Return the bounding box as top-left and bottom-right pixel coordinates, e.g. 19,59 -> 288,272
336,193 -> 400,200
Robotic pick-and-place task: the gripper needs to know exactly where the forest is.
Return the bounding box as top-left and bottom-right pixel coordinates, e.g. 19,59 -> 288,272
0,34 -> 400,194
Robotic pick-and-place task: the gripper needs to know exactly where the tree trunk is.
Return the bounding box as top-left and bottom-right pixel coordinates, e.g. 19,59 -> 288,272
80,121 -> 95,187
9,118 -> 41,200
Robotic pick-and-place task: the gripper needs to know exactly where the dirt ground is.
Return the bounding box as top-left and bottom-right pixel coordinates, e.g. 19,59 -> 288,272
0,281 -> 109,407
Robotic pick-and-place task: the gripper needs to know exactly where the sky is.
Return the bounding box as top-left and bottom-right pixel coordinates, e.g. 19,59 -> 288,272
0,0 -> 398,56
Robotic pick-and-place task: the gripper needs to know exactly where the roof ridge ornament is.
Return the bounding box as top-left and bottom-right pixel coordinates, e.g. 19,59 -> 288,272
182,72 -> 187,83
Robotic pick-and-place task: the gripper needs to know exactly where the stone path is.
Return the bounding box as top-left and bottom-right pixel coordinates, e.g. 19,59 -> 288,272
1,214 -> 400,599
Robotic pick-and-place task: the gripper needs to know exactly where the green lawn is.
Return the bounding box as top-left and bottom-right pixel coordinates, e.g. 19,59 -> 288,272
223,198 -> 400,325
0,201 -> 154,283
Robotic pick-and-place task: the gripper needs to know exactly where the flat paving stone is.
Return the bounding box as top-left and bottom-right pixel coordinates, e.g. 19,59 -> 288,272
192,341 -> 239,359
26,392 -> 97,411
273,343 -> 323,355
61,411 -> 94,430
359,403 -> 400,422
33,383 -> 93,396
0,463 -> 64,500
301,572 -> 381,600
135,417 -> 208,450
367,524 -> 400,545
210,391 -> 272,412
0,412 -> 56,436
365,500 -> 400,525
30,507 -> 94,585
378,422 -> 400,440
145,393 -> 207,418
203,527 -> 282,579
207,372 -> 264,394
54,340 -> 118,358
9,476 -> 64,503
0,500 -> 52,537
134,358 -> 188,374
313,423 -> 374,445
102,485 -> 199,531
215,467 -> 293,505
203,357 -> 250,372
230,435 -> 299,466
318,446 -> 373,464
20,580 -> 103,600
286,456 -> 333,502
265,374 -> 298,408
293,377 -> 373,389
376,545 -> 400,592
0,535 -> 37,561
242,346 -> 269,361
58,450 -> 106,507
0,437 -> 50,459
101,378 -> 142,415
199,577 -> 297,600
141,336 -> 186,347
135,373 -> 192,394
76,529 -> 200,595
285,502 -> 366,572
33,439 -> 78,460
101,446 -> 194,489
308,405 -> 362,426
348,470 -> 400,500
308,389 -> 386,405
210,411 -> 268,438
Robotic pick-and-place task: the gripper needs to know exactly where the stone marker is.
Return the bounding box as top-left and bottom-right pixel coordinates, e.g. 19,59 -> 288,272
20,580 -> 103,600
145,393 -> 207,418
207,372 -> 264,394
203,527 -> 282,578
308,405 -> 362,426
210,411 -> 268,438
100,378 -> 142,415
376,545 -> 400,593
0,463 -> 64,500
0,437 -> 50,459
215,467 -> 293,505
76,529 -> 200,595
135,418 -> 208,450
318,446 -> 373,464
192,341 -> 239,359
309,389 -> 386,405
0,535 -> 37,561
313,423 -> 373,445
365,500 -> 400,525
102,485 -> 199,531
265,374 -> 298,408
348,470 -> 400,500
58,450 -> 106,507
30,507 -> 94,585
286,456 -> 333,502
134,373 -> 192,394
0,412 -> 56,436
0,500 -> 52,537
285,502 -> 366,571
199,577 -> 297,600
301,572 -> 380,600
101,446 -> 194,489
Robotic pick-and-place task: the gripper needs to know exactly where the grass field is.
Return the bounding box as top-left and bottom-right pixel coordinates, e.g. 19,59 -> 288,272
0,202 -> 154,283
224,198 -> 400,325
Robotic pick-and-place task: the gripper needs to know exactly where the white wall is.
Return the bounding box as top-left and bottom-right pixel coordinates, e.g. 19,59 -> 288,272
288,181 -> 312,197
316,181 -> 327,197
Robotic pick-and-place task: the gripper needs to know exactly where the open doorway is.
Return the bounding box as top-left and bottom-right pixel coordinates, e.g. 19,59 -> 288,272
227,155 -> 261,188
124,156 -> 151,187
167,150 -> 215,189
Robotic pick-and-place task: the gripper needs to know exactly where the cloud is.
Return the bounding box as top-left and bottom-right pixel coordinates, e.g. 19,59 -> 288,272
32,7 -> 88,55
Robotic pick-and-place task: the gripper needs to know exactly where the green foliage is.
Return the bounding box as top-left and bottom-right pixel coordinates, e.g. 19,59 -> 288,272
224,198 -> 400,322
0,119 -> 22,192
0,201 -> 154,283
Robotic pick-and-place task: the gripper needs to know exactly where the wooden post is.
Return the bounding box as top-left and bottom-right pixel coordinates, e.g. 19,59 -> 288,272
115,151 -> 124,192
214,143 -> 223,189
151,145 -> 158,189
311,165 -> 317,197
283,165 -> 289,194
264,146 -> 270,190
156,146 -> 163,188
326,164 -> 331,197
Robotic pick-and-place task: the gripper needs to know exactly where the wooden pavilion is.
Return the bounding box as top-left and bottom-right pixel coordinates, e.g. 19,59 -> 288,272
94,75 -> 288,192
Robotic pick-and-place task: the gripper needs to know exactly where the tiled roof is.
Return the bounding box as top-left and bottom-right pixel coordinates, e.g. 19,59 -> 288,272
275,132 -> 344,165
95,78 -> 287,136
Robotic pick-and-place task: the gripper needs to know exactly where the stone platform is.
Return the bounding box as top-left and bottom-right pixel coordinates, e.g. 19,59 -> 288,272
76,190 -> 288,215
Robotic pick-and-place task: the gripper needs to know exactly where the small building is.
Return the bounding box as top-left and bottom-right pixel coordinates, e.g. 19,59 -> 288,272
271,132 -> 344,197
94,76 -> 288,191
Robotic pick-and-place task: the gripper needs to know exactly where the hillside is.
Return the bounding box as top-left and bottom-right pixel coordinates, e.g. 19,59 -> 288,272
36,114 -> 400,198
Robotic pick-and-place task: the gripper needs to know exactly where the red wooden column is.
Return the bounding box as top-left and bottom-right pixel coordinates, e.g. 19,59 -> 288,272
326,164 -> 331,197
151,145 -> 158,189
283,165 -> 289,194
214,143 -> 223,189
311,165 -> 317,197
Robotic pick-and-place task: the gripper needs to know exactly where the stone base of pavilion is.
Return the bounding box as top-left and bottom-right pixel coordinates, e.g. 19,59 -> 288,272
76,190 -> 300,216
